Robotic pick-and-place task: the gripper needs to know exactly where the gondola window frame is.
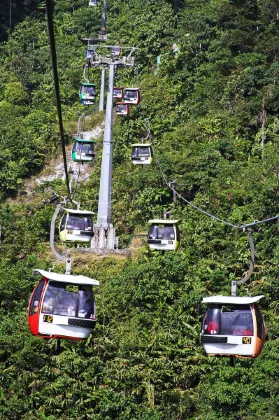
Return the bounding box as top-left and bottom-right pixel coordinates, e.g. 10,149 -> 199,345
203,304 -> 254,336
41,281 -> 95,319
29,279 -> 45,315
60,214 -> 67,231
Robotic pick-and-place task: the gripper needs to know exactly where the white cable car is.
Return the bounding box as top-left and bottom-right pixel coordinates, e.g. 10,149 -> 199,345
59,209 -> 94,243
116,102 -> 129,116
148,220 -> 180,251
28,269 -> 99,340
122,88 -> 141,105
89,0 -> 97,6
131,143 -> 153,165
113,87 -> 123,99
201,295 -> 266,358
112,46 -> 120,57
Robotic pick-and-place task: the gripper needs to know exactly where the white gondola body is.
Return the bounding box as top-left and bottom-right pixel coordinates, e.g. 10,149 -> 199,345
201,295 -> 266,358
59,209 -> 95,243
131,144 -> 152,165
74,153 -> 93,162
63,230 -> 93,243
148,219 -> 180,251
38,312 -> 92,339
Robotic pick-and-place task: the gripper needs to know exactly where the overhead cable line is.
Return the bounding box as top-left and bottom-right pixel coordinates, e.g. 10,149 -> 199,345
70,114 -> 86,201
151,140 -> 279,230
45,0 -> 71,199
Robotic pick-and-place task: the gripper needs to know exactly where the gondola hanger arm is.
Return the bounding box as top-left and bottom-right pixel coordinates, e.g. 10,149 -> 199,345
50,204 -> 71,274
163,181 -> 177,220
141,118 -> 151,143
231,229 -> 255,296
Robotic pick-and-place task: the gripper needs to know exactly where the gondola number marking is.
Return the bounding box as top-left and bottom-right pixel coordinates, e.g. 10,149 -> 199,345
43,315 -> 53,323
242,337 -> 251,344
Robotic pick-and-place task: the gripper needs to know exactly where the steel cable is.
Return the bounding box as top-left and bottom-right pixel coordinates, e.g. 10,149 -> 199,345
151,140 -> 279,230
45,0 -> 71,199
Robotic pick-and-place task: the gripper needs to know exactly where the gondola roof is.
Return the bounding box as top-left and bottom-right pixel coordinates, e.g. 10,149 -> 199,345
33,269 -> 99,286
62,208 -> 95,215
74,137 -> 95,143
80,82 -> 96,86
202,295 -> 265,305
148,219 -> 180,224
132,143 -> 152,147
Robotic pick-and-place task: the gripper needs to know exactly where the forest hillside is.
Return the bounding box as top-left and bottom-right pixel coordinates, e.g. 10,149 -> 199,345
1,0 -> 279,419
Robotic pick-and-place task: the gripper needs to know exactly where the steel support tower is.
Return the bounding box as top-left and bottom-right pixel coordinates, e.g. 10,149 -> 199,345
89,46 -> 136,251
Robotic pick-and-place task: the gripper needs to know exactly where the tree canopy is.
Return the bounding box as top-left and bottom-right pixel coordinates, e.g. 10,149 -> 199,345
1,0 -> 279,419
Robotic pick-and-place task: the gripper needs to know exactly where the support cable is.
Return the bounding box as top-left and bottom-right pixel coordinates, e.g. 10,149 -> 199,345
141,118 -> 151,143
45,0 -> 71,199
151,140 -> 279,230
71,113 -> 86,201
164,181 -> 176,220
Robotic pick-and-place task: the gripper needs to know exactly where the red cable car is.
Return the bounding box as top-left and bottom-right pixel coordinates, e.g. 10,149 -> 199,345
113,87 -> 123,99
122,88 -> 141,105
116,102 -> 129,116
28,269 -> 99,340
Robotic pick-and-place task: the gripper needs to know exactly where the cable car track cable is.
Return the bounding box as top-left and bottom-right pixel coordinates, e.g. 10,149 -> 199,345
151,141 -> 279,230
45,0 -> 71,199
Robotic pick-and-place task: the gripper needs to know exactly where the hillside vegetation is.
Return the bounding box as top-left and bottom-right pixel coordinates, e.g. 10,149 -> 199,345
1,0 -> 279,419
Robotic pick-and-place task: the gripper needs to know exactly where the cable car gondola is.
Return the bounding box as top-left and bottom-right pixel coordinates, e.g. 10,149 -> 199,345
72,138 -> 95,163
148,219 -> 180,251
113,87 -> 123,99
28,269 -> 99,340
79,82 -> 96,105
122,88 -> 141,105
131,143 -> 153,165
116,102 -> 129,116
112,46 -> 120,58
201,295 -> 266,358
59,209 -> 94,243
89,0 -> 97,5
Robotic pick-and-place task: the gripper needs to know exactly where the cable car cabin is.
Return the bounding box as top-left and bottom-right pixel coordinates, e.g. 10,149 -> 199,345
116,102 -> 129,116
112,46 -> 120,58
201,295 -> 266,358
123,88 -> 141,105
148,220 -> 180,251
28,269 -> 99,340
79,83 -> 96,105
72,138 -> 95,163
131,143 -> 152,165
113,87 -> 123,99
89,0 -> 97,5
59,209 -> 94,243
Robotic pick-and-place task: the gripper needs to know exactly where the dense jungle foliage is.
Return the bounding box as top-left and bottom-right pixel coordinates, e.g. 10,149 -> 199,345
1,0 -> 279,418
